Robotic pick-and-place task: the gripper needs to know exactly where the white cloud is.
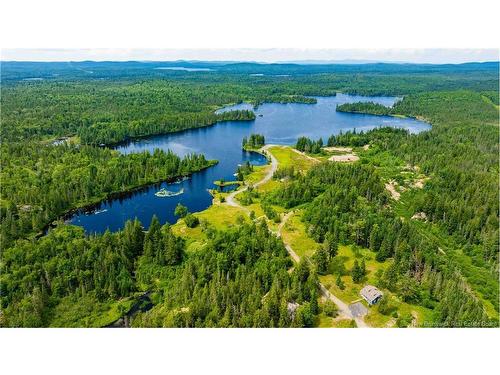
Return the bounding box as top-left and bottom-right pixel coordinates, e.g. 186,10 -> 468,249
2,48 -> 498,63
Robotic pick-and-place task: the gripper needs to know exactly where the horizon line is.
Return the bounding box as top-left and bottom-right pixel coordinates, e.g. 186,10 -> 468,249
2,59 -> 499,65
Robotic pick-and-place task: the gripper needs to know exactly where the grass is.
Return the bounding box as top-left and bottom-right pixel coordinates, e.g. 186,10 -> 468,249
213,180 -> 241,187
256,179 -> 280,192
171,199 -> 249,252
49,294 -> 135,327
267,145 -> 317,173
315,313 -> 334,327
314,243 -> 436,327
245,202 -> 266,218
319,244 -> 391,303
279,210 -> 318,258
364,294 -> 435,328
315,313 -> 356,328
245,165 -> 269,185
331,319 -> 357,328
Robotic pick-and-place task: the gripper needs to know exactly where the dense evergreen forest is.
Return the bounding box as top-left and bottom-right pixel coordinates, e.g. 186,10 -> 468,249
0,80 -> 317,145
269,158 -> 491,326
1,217 -> 319,327
242,134 -> 266,149
0,143 -> 215,249
335,92 -> 499,264
0,61 -> 498,327
336,101 -> 392,115
296,136 -> 324,154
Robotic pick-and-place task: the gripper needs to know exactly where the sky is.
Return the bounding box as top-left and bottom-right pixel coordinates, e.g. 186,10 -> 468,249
1,49 -> 498,64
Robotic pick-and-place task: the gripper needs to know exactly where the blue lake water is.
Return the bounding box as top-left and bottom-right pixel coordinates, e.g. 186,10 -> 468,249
69,94 -> 430,233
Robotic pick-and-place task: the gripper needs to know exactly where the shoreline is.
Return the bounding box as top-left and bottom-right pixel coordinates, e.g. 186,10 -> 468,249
335,107 -> 431,126
37,160 -> 218,237
41,93 -> 417,237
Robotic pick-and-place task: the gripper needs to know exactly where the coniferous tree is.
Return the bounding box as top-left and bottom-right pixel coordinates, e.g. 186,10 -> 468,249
351,260 -> 363,283
313,246 -> 329,275
336,274 -> 345,290
174,203 -> 188,218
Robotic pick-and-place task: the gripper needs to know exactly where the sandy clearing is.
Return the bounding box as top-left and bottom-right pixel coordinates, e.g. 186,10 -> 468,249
385,181 -> 401,200
411,212 -> 427,221
323,146 -> 353,153
329,154 -> 360,162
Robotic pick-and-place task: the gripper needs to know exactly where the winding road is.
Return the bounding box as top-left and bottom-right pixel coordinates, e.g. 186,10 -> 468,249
226,144 -> 278,208
224,144 -> 369,328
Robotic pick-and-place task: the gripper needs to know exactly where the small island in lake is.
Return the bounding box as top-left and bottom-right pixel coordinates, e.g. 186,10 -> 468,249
155,188 -> 184,197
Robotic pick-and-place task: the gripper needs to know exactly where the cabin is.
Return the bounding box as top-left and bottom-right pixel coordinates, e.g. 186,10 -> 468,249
360,285 -> 383,305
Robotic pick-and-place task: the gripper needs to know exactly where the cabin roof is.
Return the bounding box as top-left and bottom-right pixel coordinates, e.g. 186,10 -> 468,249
360,285 -> 383,302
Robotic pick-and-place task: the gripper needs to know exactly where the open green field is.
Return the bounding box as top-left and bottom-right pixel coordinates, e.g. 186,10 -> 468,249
171,200 -> 249,252
249,145 -> 319,192
242,165 -> 269,186
315,314 -> 356,328
267,145 -> 318,173
280,210 -> 318,259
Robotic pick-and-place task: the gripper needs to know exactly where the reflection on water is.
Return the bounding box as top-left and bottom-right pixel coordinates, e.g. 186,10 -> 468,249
69,94 -> 430,233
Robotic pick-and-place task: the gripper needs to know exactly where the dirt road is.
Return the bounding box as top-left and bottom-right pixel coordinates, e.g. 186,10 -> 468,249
226,144 -> 278,208
225,144 -> 369,327
276,211 -> 368,327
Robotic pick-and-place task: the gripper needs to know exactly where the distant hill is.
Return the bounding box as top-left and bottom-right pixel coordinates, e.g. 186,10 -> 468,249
1,60 -> 498,82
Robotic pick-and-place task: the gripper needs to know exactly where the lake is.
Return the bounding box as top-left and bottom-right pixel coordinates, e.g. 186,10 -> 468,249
68,94 -> 430,233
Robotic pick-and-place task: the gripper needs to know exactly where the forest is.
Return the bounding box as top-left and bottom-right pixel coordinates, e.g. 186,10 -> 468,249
336,101 -> 392,115
1,217 -> 320,327
269,158 -> 491,326
0,61 -> 498,327
335,91 -> 499,265
0,142 -> 215,250
296,136 -> 324,154
242,134 -> 266,149
267,89 -> 498,324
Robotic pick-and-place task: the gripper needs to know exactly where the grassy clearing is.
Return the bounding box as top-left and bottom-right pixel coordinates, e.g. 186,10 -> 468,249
256,179 -> 280,192
245,165 -> 269,186
364,294 -> 434,328
213,180 -> 241,187
49,294 -> 135,327
280,210 -> 318,258
315,313 -> 356,327
331,319 -> 357,328
171,200 -> 248,252
267,145 -> 317,173
316,244 -> 434,327
245,202 -> 266,218
315,313 -> 334,327
320,245 -> 390,304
